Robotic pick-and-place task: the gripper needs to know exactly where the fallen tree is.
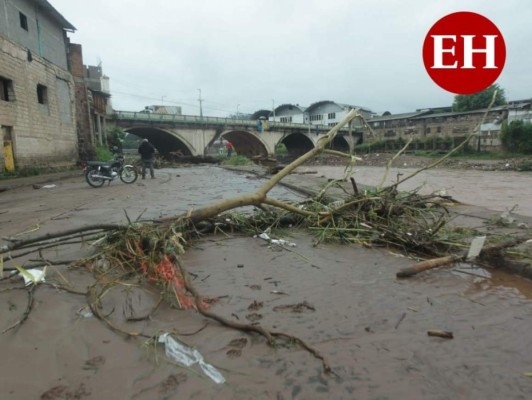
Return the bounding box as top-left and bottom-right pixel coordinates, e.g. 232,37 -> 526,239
0,99 -> 511,375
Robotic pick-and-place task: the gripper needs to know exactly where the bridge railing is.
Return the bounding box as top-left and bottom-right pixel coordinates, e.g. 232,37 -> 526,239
113,111 -> 358,132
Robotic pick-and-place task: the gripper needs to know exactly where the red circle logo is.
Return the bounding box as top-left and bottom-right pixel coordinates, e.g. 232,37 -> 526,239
422,11 -> 506,95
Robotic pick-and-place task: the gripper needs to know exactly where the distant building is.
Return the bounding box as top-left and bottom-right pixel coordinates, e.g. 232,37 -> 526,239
142,105 -> 182,115
270,104 -> 306,124
268,100 -> 374,128
85,64 -> 112,145
0,0 -> 78,171
362,101 -> 532,152
304,100 -> 374,128
507,100 -> 532,125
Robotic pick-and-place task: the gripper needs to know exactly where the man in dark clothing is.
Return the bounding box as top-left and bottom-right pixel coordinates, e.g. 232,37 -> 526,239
138,139 -> 156,179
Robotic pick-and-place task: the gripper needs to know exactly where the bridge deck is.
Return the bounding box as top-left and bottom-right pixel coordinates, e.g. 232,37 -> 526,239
113,111 -> 356,132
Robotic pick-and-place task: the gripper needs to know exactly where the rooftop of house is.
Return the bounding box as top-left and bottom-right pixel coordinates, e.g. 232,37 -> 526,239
37,0 -> 76,31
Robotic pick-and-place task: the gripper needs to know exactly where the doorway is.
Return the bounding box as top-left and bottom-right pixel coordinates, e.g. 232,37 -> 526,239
2,126 -> 15,172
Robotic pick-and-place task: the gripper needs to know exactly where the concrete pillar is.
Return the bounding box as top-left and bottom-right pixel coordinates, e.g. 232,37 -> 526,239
96,115 -> 102,146
102,115 -> 107,145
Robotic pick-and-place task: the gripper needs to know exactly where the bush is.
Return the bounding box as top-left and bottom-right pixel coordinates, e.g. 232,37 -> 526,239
222,155 -> 251,166
501,120 -> 532,154
275,143 -> 288,155
96,146 -> 114,161
107,127 -> 126,151
518,160 -> 532,171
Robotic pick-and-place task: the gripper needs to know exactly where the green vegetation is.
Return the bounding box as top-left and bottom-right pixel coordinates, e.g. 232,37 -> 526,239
355,136 -> 473,154
452,84 -> 506,112
275,143 -> 288,156
500,120 -> 532,154
222,155 -> 251,166
96,146 -> 114,161
107,126 -> 126,150
122,132 -> 142,149
518,160 -> 532,171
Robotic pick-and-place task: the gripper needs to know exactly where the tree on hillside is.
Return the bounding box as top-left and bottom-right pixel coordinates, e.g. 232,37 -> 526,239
452,84 -> 506,112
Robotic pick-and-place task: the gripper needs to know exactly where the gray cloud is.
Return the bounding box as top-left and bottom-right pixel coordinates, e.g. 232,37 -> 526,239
50,0 -> 531,116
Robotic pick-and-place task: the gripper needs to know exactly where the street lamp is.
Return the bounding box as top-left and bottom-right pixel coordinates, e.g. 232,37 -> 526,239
237,104 -> 240,118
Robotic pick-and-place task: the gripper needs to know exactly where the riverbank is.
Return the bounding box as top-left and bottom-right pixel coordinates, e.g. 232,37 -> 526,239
306,152 -> 532,171
1,165 -> 531,399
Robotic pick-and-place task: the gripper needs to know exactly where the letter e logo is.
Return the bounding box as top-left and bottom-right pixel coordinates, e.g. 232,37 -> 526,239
423,11 -> 506,94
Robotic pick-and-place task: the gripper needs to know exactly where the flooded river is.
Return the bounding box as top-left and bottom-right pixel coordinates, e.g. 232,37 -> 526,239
297,165 -> 532,217
0,165 -> 531,399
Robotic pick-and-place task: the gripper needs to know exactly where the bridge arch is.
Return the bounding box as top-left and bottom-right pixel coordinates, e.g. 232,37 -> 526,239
329,132 -> 363,153
329,134 -> 351,153
124,126 -> 194,156
279,132 -> 315,156
219,129 -> 269,157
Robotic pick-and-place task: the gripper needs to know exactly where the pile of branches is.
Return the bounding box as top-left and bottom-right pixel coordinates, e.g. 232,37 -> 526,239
1,107 -> 491,374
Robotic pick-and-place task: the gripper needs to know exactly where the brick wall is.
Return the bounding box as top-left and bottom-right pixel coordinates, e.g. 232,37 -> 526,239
0,35 -> 78,169
363,110 -> 505,152
68,43 -> 95,160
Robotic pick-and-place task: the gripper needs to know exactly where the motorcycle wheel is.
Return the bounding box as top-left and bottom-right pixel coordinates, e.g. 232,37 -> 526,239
85,168 -> 105,188
120,165 -> 138,184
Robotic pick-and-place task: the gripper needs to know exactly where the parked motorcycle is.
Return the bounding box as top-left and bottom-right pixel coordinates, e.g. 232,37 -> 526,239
82,148 -> 138,188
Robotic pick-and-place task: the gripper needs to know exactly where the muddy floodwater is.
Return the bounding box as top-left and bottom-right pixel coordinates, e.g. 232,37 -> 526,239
297,165 -> 532,217
0,166 -> 531,399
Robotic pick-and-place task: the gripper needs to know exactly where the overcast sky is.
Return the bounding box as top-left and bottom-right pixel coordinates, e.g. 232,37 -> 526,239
50,0 -> 531,117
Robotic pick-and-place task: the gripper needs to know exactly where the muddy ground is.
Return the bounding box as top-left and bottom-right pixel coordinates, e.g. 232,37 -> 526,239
0,165 -> 531,399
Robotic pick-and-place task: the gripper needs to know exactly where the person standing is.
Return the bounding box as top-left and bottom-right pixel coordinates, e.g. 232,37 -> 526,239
138,138 -> 156,179
225,141 -> 234,157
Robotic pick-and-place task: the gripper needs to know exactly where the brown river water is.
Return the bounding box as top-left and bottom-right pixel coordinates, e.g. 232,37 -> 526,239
0,166 -> 531,399
298,165 -> 532,217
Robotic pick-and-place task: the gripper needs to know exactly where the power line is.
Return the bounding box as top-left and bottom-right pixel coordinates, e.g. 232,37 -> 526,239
110,89 -> 239,114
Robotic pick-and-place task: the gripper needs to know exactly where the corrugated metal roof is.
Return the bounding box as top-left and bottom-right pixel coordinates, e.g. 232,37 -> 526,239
305,100 -> 373,114
274,104 -> 306,113
410,105 -> 509,120
368,111 -> 431,122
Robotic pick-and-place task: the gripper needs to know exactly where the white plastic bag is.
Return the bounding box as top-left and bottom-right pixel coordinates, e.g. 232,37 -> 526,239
158,333 -> 225,384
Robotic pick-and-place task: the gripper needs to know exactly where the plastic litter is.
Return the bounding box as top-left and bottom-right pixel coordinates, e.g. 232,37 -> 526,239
257,232 -> 270,241
158,333 -> 225,384
270,239 -> 296,247
77,306 -> 94,319
41,184 -> 57,189
18,267 -> 46,286
255,232 -> 296,247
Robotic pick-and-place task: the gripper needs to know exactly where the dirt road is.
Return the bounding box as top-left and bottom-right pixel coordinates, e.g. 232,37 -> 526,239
0,166 -> 531,399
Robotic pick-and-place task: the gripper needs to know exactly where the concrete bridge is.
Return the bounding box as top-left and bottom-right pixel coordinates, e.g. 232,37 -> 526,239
112,111 -> 364,157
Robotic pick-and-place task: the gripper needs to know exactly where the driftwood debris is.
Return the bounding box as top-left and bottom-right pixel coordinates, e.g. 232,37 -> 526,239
396,236 -> 531,278
1,110 -> 366,376
427,330 -> 454,339
1,91 -> 515,377
396,255 -> 463,278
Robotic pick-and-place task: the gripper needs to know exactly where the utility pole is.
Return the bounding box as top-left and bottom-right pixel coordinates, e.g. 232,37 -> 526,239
198,89 -> 203,118
272,99 -> 275,121
237,104 -> 240,119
